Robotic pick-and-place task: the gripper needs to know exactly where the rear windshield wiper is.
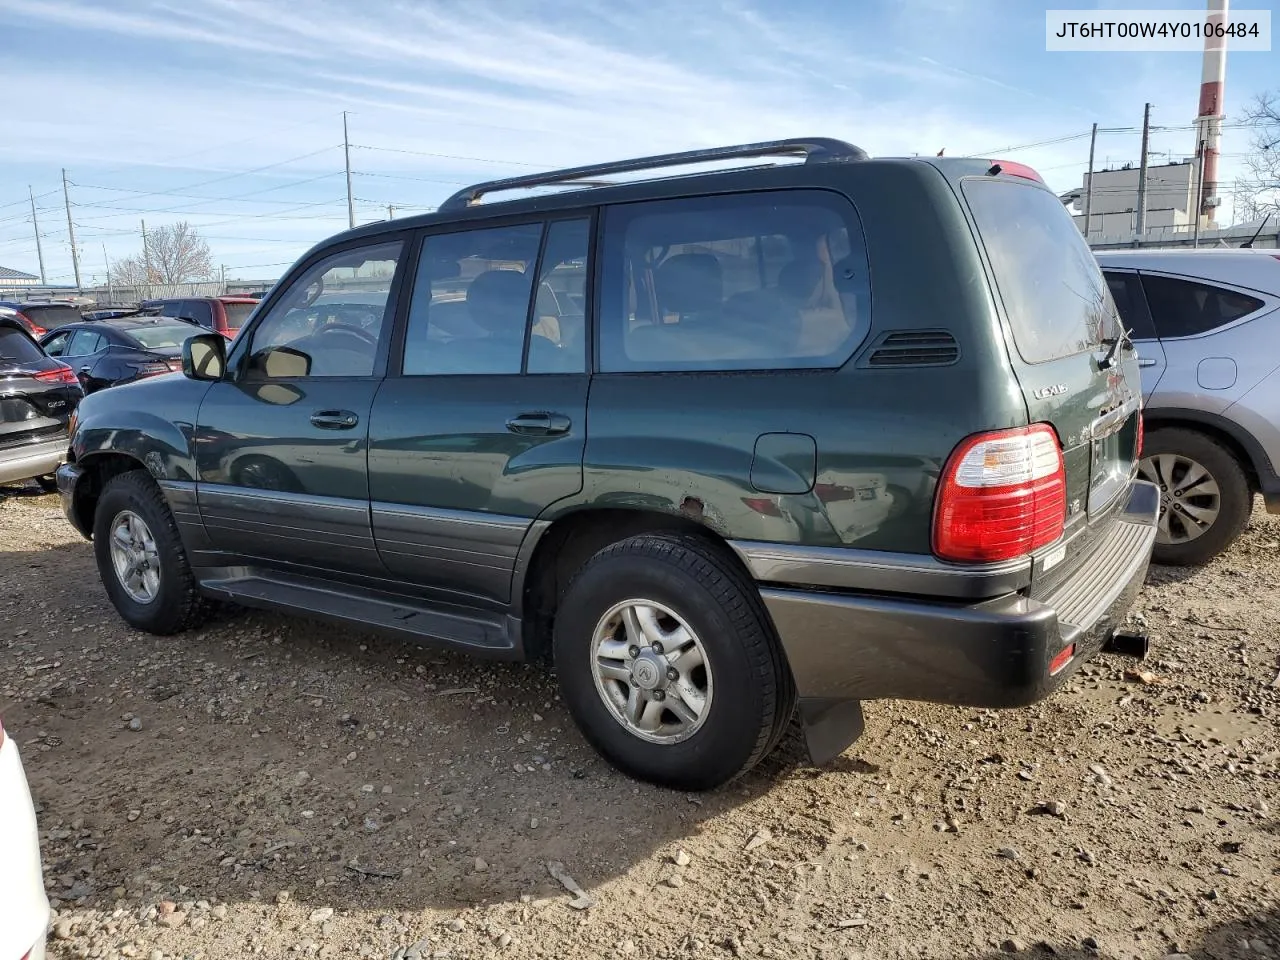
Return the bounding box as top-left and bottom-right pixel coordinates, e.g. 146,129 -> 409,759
1097,327 -> 1134,370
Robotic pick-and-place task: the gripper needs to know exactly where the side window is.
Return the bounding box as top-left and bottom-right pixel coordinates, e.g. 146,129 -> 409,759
67,330 -> 104,356
244,241 -> 402,379
1140,274 -> 1265,339
42,331 -> 71,357
599,190 -> 870,372
1103,271 -> 1157,341
528,219 -> 590,374
402,223 -> 542,375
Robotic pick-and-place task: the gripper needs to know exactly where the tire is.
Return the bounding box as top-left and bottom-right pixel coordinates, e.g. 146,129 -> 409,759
93,470 -> 209,635
1139,428 -> 1252,567
553,533 -> 795,791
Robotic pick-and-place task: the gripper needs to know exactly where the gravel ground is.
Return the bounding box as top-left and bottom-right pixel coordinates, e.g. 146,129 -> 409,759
1,483 -> 1277,960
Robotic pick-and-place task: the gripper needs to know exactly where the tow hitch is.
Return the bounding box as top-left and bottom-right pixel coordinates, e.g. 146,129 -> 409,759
1103,629 -> 1149,660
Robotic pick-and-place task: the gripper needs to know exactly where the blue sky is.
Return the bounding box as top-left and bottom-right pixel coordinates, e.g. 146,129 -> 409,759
0,0 -> 1276,285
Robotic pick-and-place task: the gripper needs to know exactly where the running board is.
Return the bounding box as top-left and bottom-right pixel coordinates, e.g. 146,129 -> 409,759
199,572 -> 519,656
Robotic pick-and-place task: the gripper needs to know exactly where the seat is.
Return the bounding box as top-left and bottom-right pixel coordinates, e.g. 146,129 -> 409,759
428,269 -> 531,374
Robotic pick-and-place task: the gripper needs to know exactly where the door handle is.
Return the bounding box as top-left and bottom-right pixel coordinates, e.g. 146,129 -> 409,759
310,409 -> 360,430
78,366 -> 91,375
506,412 -> 571,436
1137,357 -> 1157,368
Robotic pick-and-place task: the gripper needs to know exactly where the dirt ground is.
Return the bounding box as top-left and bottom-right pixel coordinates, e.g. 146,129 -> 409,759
1,484 -> 1277,960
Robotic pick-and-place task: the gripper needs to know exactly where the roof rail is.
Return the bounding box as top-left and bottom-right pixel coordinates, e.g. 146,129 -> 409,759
439,137 -> 868,211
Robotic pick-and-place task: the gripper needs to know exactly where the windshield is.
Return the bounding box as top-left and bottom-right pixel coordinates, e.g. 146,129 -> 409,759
222,301 -> 257,329
963,178 -> 1118,364
127,324 -> 200,349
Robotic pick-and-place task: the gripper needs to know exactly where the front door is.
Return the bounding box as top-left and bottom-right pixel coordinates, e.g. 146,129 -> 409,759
194,239 -> 408,574
368,217 -> 592,605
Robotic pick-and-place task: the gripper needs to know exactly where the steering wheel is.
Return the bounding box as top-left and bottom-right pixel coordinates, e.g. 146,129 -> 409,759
317,323 -> 377,345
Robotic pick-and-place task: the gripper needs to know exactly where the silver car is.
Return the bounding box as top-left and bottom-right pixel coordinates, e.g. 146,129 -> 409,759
1097,249 -> 1280,564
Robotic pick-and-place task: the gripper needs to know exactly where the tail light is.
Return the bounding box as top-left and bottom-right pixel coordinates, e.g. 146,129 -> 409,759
133,360 -> 174,378
933,423 -> 1066,563
33,363 -> 79,385
13,311 -> 46,337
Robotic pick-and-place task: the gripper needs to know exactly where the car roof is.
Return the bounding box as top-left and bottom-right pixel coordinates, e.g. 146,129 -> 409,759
1096,248 -> 1280,295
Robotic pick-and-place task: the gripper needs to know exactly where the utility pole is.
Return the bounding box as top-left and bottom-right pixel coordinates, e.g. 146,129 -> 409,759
1134,103 -> 1151,245
220,263 -> 227,291
28,186 -> 46,285
1082,123 -> 1098,242
141,220 -> 153,284
387,204 -> 395,220
1193,139 -> 1205,248
343,110 -> 355,229
103,244 -> 113,304
61,169 -> 81,290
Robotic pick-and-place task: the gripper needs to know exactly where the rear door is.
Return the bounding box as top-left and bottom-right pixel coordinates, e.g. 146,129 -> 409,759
367,216 -> 592,606
1103,268 -> 1165,399
963,176 -> 1142,538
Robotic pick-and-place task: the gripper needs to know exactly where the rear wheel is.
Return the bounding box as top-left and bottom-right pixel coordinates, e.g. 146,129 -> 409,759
1139,428 -> 1251,566
553,533 -> 794,791
93,470 -> 209,634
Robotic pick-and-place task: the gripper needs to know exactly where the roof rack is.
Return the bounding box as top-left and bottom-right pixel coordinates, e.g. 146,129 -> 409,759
439,137 -> 868,211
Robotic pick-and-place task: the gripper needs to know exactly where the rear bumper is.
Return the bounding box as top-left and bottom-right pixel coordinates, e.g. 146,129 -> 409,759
0,437 -> 66,486
763,479 -> 1159,712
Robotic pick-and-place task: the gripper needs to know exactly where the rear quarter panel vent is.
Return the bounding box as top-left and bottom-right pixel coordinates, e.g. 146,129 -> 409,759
859,330 -> 960,368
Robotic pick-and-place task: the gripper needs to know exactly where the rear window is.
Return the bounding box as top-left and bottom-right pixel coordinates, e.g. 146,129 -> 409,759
128,324 -> 199,349
221,301 -> 257,329
22,304 -> 82,330
0,326 -> 47,365
1140,274 -> 1265,338
964,178 -> 1117,364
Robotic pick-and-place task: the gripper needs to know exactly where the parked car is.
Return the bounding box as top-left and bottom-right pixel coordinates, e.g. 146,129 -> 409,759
137,296 -> 258,339
0,312 -> 81,490
1097,249 -> 1280,565
0,717 -> 49,960
0,300 -> 83,338
41,317 -> 194,394
57,138 -> 1156,790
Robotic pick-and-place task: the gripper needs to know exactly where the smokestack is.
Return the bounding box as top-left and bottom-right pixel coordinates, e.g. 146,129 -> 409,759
1195,0 -> 1229,226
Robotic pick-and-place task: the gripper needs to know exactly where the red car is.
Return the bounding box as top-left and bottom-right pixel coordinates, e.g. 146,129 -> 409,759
137,296 -> 259,339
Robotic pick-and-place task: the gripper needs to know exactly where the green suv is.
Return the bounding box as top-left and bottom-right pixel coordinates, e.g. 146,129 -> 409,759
56,139 -> 1158,791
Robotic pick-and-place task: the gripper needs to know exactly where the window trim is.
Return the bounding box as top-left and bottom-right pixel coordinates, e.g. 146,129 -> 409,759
1135,269 -> 1275,342
1101,267 -> 1158,342
592,187 -> 872,376
227,232 -> 415,382
389,210 -> 595,379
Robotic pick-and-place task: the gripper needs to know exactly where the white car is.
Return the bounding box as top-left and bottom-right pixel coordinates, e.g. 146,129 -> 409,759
0,719 -> 49,960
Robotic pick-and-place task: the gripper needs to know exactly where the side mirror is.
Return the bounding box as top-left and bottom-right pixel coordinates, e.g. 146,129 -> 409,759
182,333 -> 227,381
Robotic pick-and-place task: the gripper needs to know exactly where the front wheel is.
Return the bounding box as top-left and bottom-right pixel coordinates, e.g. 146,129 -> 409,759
553,533 -> 794,791
1138,428 -> 1252,566
93,470 -> 209,634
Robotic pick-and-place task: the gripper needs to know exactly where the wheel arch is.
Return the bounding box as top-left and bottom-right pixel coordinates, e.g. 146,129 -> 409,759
67,451 -> 153,540
1142,407 -> 1269,494
514,507 -> 755,660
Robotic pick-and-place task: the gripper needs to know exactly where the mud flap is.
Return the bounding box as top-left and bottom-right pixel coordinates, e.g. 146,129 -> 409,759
797,697 -> 865,765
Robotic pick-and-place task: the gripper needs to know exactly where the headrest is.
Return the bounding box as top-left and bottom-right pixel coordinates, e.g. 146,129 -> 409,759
778,259 -> 824,303
466,270 -> 530,333
656,254 -> 722,315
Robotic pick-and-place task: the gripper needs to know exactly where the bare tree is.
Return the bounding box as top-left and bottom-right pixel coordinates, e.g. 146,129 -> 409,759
1234,92 -> 1280,224
107,254 -> 150,287
147,221 -> 214,283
